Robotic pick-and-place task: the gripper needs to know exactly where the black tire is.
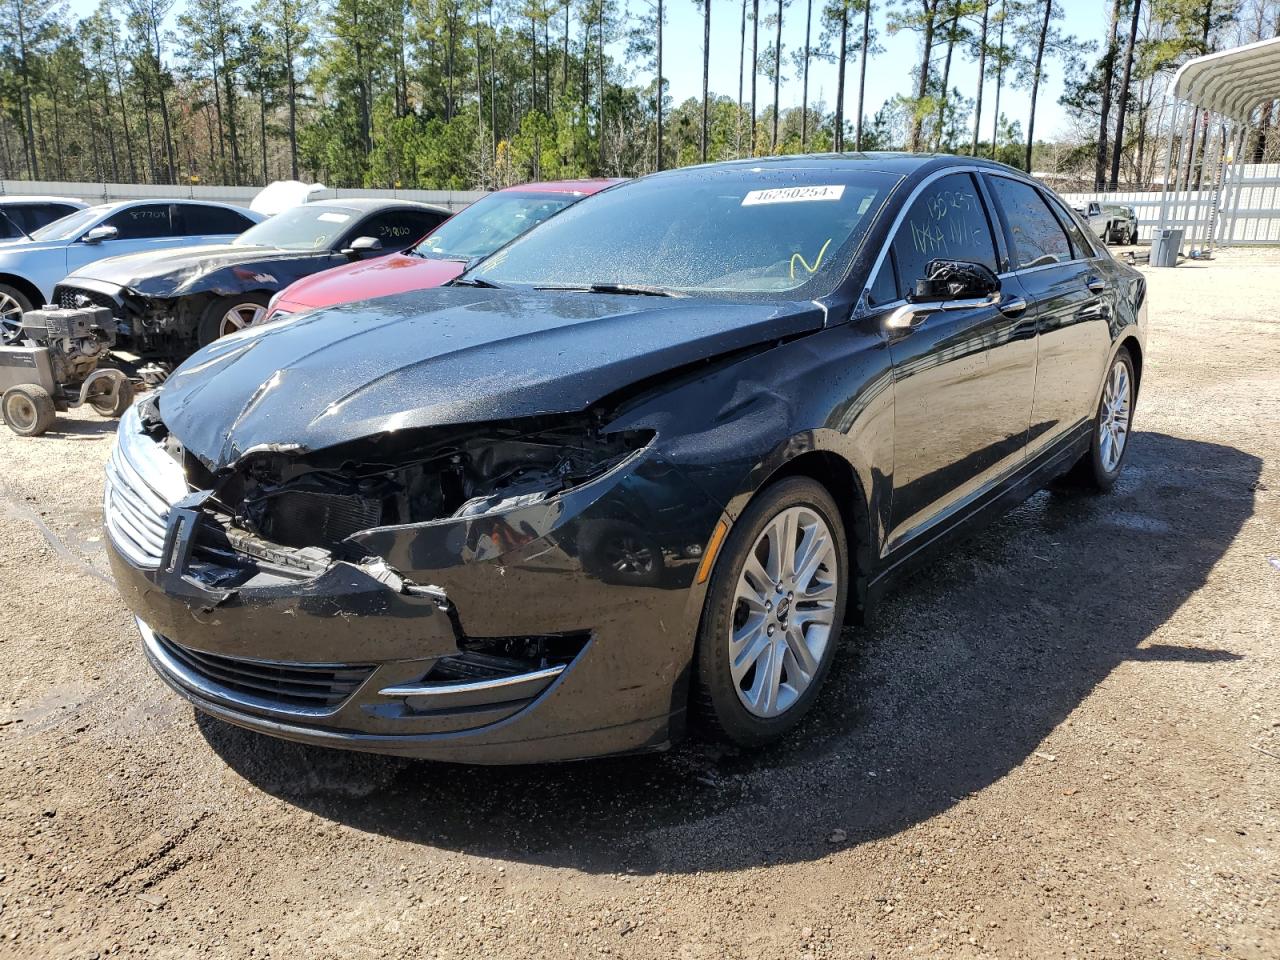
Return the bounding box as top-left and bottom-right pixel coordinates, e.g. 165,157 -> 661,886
197,293 -> 272,347
3,384 -> 56,437
692,476 -> 849,748
1056,347 -> 1136,494
89,377 -> 134,418
0,282 -> 33,345
1128,227 -> 1139,245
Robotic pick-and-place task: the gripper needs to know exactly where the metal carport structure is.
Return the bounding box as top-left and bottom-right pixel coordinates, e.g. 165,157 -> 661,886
1156,36 -> 1280,256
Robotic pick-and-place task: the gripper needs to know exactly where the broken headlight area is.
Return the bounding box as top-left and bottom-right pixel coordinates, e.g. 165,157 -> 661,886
206,415 -> 655,555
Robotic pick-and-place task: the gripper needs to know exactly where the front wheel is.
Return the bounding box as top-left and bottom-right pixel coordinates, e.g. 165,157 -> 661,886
693,477 -> 848,748
1057,348 -> 1135,493
3,385 -> 56,437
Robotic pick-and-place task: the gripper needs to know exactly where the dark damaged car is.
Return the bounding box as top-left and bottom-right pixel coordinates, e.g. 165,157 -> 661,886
104,155 -> 1146,764
55,199 -> 450,359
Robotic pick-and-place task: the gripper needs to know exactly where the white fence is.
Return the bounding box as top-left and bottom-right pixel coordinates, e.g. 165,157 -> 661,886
1060,163 -> 1280,245
0,179 -> 486,213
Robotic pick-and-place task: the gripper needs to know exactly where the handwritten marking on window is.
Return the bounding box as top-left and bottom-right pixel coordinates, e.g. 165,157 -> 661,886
790,238 -> 833,281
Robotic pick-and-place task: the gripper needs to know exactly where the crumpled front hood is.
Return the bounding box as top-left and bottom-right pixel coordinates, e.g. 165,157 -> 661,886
65,243 -> 297,293
277,253 -> 466,309
158,287 -> 824,471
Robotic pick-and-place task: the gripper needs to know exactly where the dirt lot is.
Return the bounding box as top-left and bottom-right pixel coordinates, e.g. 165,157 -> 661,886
2,251 -> 1278,960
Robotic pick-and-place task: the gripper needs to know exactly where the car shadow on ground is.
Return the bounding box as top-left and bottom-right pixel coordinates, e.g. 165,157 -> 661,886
199,431 -> 1259,874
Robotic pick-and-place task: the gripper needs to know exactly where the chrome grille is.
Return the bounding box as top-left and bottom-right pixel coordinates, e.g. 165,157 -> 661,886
53,284 -> 119,313
154,632 -> 372,712
104,405 -> 188,568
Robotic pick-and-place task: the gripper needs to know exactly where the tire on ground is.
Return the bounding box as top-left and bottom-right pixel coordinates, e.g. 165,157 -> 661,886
197,293 -> 272,347
3,384 -> 57,437
692,475 -> 849,748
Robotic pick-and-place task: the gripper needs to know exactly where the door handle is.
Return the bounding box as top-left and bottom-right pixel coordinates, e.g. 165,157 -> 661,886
998,296 -> 1028,317
1085,276 -> 1106,294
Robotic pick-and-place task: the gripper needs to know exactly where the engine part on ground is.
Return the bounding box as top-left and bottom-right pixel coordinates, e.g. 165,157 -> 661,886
0,305 -> 135,437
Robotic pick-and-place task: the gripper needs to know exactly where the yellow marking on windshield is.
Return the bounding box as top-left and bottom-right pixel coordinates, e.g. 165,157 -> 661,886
790,238 -> 832,281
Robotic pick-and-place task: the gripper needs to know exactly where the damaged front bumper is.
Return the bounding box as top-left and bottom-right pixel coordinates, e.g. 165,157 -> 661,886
105,409 -> 727,764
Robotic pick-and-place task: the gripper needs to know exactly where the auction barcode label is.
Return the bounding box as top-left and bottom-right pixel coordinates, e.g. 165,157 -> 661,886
742,185 -> 846,206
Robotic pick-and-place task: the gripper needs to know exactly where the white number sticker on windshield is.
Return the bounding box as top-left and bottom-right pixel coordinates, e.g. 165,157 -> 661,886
317,212 -> 352,224
742,185 -> 846,206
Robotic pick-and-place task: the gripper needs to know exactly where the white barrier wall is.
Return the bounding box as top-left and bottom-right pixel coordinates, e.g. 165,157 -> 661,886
1060,163 -> 1280,245
0,179 -> 486,213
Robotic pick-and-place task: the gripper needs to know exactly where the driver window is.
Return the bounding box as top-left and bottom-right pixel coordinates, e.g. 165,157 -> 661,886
102,204 -> 174,240
889,173 -> 998,300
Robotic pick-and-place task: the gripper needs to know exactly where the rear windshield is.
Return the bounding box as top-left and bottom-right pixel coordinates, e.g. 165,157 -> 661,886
412,191 -> 580,261
471,168 -> 899,300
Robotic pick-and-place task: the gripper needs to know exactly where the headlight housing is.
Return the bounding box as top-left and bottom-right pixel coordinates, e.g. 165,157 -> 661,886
207,416 -> 654,552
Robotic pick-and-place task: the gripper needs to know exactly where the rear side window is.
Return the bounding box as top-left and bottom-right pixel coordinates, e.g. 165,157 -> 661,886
1044,193 -> 1097,259
103,204 -> 174,240
353,209 -> 449,250
888,172 -> 998,299
177,204 -> 255,236
987,177 -> 1073,270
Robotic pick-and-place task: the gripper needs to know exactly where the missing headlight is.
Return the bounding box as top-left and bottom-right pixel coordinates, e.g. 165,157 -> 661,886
212,415 -> 653,551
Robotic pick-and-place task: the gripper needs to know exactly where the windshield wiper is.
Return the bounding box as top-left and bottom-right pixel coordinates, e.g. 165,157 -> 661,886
449,276 -> 506,289
533,283 -> 684,298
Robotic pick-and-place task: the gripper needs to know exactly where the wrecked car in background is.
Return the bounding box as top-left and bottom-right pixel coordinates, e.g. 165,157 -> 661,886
104,155 -> 1146,764
264,179 -> 623,321
0,200 -> 263,345
54,199 -> 450,359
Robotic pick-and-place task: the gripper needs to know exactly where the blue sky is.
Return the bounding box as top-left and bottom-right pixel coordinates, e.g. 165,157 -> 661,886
655,0 -> 1105,139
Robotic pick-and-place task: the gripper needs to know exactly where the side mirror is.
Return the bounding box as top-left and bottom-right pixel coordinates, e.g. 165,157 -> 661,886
886,260 -> 1006,332
81,225 -> 119,244
1088,202 -> 1102,217
343,236 -> 383,258
910,259 -> 1000,303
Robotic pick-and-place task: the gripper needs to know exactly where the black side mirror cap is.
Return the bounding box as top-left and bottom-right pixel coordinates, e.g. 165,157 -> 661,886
910,259 -> 1001,303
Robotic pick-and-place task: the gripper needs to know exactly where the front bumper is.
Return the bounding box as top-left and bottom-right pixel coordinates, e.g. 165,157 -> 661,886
106,429 -> 726,764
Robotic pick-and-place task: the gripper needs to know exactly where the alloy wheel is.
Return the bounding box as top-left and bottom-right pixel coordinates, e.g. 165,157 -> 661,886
0,291 -> 24,345
729,506 -> 839,718
1099,358 -> 1132,473
218,303 -> 268,338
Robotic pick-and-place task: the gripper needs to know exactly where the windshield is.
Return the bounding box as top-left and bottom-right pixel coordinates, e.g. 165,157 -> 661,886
30,206 -> 107,242
412,191 -> 580,261
233,205 -> 359,250
471,168 -> 898,298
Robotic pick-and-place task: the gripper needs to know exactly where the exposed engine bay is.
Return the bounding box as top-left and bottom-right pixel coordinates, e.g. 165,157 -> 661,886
145,402 -> 652,556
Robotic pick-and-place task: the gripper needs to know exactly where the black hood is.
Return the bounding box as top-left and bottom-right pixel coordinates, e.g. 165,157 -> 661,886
157,287 -> 825,470
67,243 -> 318,295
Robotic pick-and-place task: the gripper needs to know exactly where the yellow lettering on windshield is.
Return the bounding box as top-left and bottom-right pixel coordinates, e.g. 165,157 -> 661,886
790,238 -> 833,281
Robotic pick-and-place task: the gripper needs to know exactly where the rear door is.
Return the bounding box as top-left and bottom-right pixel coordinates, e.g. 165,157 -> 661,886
873,170 -> 1039,553
173,203 -> 258,242
984,175 -> 1112,457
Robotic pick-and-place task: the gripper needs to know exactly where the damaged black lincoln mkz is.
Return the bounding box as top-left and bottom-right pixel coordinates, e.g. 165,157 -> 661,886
104,155 -> 1146,763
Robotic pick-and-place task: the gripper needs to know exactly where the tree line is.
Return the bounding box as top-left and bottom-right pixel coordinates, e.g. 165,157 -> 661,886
0,0 -> 1276,191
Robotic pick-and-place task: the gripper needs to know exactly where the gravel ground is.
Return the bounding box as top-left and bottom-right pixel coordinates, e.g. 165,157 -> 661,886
1,250 -> 1277,960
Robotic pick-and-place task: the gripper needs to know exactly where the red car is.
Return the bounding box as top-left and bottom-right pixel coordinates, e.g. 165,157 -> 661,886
264,179 -> 623,321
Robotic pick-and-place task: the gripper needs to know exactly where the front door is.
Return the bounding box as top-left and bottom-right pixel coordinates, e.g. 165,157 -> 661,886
873,171 -> 1039,554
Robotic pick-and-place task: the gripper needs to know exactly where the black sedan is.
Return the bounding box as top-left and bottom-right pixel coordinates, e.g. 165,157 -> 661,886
103,155 -> 1146,763
54,199 -> 450,359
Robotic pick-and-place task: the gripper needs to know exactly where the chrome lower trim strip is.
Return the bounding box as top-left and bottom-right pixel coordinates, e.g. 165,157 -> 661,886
380,665 -> 565,712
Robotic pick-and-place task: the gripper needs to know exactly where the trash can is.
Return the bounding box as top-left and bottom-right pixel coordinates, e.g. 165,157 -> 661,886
1149,228 -> 1183,267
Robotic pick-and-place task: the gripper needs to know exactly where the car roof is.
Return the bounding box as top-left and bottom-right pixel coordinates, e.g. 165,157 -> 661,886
302,197 -> 451,215
0,196 -> 87,206
497,179 -> 626,196
82,198 -> 257,214
647,151 -> 1036,180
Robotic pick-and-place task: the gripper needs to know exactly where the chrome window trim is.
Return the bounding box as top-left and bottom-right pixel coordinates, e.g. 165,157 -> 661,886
859,165 -> 1006,315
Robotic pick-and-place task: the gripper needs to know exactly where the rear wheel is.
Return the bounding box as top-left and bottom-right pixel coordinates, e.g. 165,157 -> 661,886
693,477 -> 848,748
3,385 -> 56,437
0,283 -> 33,345
1128,226 -> 1139,245
1057,347 -> 1135,493
197,293 -> 271,346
